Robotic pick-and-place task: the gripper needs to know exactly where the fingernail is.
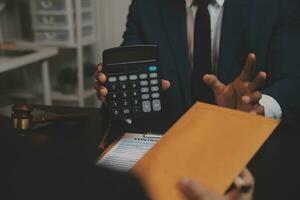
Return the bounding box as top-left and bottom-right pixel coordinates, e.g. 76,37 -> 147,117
235,177 -> 251,193
236,177 -> 247,187
179,177 -> 191,186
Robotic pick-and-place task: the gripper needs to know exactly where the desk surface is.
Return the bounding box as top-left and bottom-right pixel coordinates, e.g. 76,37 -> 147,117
0,104 -> 106,159
0,105 -> 150,200
1,105 -> 293,200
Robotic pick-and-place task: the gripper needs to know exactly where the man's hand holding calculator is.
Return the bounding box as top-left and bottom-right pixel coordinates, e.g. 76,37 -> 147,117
95,46 -> 171,121
95,64 -> 171,103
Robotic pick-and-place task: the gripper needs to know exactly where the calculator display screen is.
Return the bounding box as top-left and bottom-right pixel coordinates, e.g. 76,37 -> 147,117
103,45 -> 159,64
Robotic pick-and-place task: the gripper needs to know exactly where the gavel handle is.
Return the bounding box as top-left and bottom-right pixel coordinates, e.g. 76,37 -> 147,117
32,113 -> 89,124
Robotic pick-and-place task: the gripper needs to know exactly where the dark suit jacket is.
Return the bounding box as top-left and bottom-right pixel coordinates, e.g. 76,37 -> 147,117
117,1 -> 300,199
120,0 -> 300,132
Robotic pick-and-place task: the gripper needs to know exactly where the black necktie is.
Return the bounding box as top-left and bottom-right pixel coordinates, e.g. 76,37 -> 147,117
191,0 -> 214,103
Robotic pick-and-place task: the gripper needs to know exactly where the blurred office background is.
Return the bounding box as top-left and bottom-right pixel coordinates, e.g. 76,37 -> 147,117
0,0 -> 131,107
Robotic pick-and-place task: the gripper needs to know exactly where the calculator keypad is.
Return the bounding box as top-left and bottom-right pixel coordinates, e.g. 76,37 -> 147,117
106,66 -> 162,120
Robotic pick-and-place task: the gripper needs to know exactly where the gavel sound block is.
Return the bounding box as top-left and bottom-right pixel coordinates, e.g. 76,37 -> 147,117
11,104 -> 89,131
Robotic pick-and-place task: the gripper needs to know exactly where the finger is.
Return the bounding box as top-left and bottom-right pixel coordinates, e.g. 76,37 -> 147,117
239,53 -> 256,82
179,178 -> 205,200
96,93 -> 108,104
241,91 -> 262,105
93,81 -> 102,92
95,85 -> 108,102
234,177 -> 249,191
97,63 -> 103,72
97,73 -> 107,84
235,168 -> 255,193
233,175 -> 253,193
203,74 -> 226,95
249,71 -> 267,91
94,64 -> 103,80
96,92 -> 104,102
100,86 -> 108,98
249,105 -> 265,116
162,79 -> 171,91
240,168 -> 255,186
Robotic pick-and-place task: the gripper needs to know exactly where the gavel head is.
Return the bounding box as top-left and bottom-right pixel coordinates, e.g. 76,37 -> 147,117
11,104 -> 33,131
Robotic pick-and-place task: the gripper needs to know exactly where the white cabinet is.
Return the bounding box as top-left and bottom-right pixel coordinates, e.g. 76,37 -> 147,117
30,0 -> 95,47
29,0 -> 97,107
30,0 -> 93,12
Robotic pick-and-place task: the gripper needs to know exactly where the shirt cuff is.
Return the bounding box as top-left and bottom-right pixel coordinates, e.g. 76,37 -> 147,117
259,94 -> 282,119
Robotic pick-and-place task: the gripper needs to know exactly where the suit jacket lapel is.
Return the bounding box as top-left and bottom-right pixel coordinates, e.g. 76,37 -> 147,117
218,0 -> 251,84
159,0 -> 191,107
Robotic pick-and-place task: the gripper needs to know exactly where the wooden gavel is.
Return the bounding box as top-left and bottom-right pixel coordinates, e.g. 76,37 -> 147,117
11,104 -> 89,131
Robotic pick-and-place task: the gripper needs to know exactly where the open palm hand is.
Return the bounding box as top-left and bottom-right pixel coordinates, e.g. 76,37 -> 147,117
203,53 -> 266,115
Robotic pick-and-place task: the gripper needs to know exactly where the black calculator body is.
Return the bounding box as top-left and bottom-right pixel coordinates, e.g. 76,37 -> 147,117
103,45 -> 163,121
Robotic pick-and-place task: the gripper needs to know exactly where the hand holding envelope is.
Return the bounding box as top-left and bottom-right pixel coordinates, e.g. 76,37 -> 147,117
131,102 -> 279,200
179,168 -> 254,200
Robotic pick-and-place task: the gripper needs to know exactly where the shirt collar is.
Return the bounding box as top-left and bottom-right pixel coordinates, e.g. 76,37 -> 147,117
186,0 -> 194,8
185,0 -> 225,8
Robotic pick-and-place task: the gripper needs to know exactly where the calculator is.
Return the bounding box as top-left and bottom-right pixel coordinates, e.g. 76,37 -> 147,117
103,45 -> 163,121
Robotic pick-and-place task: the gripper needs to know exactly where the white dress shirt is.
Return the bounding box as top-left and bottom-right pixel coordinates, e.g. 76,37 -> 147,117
185,0 -> 282,119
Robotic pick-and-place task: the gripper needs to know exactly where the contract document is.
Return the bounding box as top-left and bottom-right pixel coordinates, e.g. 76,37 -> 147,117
97,133 -> 161,172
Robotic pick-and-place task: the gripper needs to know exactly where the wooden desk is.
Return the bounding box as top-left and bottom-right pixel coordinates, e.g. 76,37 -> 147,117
0,105 -> 148,200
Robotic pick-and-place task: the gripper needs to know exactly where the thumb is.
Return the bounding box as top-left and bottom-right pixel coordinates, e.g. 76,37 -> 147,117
203,74 -> 225,95
162,79 -> 171,91
179,178 -> 206,200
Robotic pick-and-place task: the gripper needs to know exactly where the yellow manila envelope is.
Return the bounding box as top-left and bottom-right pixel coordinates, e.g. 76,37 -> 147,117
131,102 -> 280,200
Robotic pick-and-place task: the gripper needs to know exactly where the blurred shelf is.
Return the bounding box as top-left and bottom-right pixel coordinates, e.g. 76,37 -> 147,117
34,36 -> 95,49
29,0 -> 97,107
51,88 -> 96,101
8,90 -> 40,99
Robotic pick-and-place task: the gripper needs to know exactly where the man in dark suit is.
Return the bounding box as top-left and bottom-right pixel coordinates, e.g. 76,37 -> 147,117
95,0 -> 300,199
96,0 -> 300,132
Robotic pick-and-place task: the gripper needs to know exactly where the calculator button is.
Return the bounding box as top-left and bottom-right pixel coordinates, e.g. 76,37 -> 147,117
148,65 -> 157,72
129,75 -> 138,80
108,77 -> 117,82
112,108 -> 119,116
142,94 -> 150,100
119,76 -> 128,81
131,90 -> 138,97
151,93 -> 160,99
151,86 -> 159,92
122,108 -> 131,115
152,99 -> 162,111
150,73 -> 158,78
109,84 -> 118,91
142,101 -> 152,113
140,80 -> 149,86
121,100 -> 129,107
120,83 -> 127,90
141,87 -> 149,93
133,106 -> 142,114
111,101 -> 118,108
150,79 -> 159,85
132,98 -> 139,106
110,92 -> 118,99
139,74 -> 148,79
130,82 -> 138,89
120,91 -> 128,98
